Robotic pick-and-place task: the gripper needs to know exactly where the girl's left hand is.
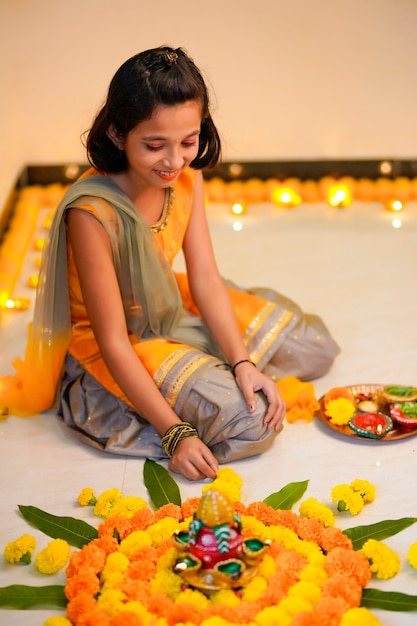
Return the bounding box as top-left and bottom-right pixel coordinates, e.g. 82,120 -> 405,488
234,362 -> 286,430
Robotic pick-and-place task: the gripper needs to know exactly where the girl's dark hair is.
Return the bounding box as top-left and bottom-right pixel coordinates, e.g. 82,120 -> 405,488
86,46 -> 221,172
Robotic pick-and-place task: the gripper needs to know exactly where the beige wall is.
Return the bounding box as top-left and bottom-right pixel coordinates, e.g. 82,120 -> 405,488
1,0 -> 416,206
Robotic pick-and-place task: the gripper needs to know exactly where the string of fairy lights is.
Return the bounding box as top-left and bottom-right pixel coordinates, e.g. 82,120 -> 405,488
1,166 -> 416,313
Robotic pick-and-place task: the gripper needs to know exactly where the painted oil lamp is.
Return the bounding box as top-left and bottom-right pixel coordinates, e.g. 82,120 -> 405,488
172,488 -> 270,593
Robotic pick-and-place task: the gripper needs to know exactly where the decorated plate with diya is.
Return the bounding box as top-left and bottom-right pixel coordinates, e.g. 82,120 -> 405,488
316,384 -> 417,441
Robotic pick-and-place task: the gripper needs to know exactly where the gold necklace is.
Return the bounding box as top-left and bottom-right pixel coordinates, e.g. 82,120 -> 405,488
151,187 -> 175,233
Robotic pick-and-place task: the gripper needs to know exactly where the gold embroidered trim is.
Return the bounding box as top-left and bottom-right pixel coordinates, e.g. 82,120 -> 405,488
154,347 -> 215,408
243,302 -> 277,344
154,346 -> 195,387
165,354 -> 214,408
249,310 -> 293,364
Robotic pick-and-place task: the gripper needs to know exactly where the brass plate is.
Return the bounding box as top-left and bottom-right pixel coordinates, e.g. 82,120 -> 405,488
316,384 -> 417,441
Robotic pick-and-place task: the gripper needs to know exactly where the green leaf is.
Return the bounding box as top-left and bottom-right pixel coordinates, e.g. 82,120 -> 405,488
0,584 -> 67,609
263,480 -> 309,510
18,505 -> 98,549
344,517 -> 417,550
143,459 -> 182,509
361,588 -> 417,612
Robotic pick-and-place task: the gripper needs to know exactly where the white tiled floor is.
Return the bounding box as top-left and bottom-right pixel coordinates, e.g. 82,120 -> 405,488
1,199 -> 417,625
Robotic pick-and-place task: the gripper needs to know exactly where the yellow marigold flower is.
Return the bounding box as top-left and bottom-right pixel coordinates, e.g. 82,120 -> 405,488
288,579 -> 322,605
241,514 -> 266,537
299,497 -> 335,527
101,551 -> 130,580
340,606 -> 383,625
265,525 -> 299,549
407,540 -> 417,569
278,595 -> 313,616
350,479 -> 376,503
156,546 -> 177,572
77,487 -> 96,506
43,617 -> 72,626
331,484 -> 365,515
361,539 -> 401,579
241,575 -> 267,601
299,563 -> 328,585
147,517 -> 180,544
93,487 -> 123,518
255,605 -> 292,626
326,397 -> 356,424
4,533 -> 36,564
110,495 -> 148,518
122,601 -> 154,622
101,571 -> 125,592
150,569 -> 183,598
202,467 -> 243,502
298,542 -> 326,566
119,529 -> 152,557
257,553 -> 276,578
175,587 -> 210,609
209,588 -> 241,607
200,618 -> 232,626
97,588 -> 126,617
35,538 -> 70,574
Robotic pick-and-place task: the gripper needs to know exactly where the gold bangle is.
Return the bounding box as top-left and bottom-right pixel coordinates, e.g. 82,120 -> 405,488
161,422 -> 199,457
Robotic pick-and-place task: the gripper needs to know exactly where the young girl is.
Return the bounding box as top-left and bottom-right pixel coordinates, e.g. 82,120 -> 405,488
1,46 -> 339,480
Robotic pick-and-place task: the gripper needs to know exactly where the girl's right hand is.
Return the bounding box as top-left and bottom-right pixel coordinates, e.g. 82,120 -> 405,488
168,437 -> 219,481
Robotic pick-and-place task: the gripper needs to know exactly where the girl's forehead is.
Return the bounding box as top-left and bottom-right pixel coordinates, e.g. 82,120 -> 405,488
132,101 -> 202,135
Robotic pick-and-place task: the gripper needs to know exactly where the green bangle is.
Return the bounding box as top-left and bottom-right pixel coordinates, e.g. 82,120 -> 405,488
231,359 -> 256,377
161,422 -> 199,457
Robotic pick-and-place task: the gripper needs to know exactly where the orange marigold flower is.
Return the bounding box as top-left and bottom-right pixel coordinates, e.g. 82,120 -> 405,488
229,599 -> 263,623
65,571 -> 101,601
297,517 -> 324,544
322,574 -> 362,607
66,543 -> 107,578
245,501 -> 278,526
156,537 -> 175,558
165,602 -> 203,625
320,527 -> 353,553
125,558 -> 157,581
201,603 -> 237,622
309,596 -> 350,626
129,545 -> 158,565
233,501 -> 247,516
88,536 -> 119,557
67,592 -> 98,623
117,579 -> 151,604
153,503 -> 182,522
74,606 -> 111,626
98,515 -> 132,540
110,611 -> 144,626
146,592 -> 175,617
271,509 -> 300,532
325,547 -> 371,587
128,507 -> 155,532
181,497 -> 200,519
275,550 -> 308,580
267,542 -> 286,560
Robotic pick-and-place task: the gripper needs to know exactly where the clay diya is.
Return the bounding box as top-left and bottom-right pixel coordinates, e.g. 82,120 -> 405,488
348,412 -> 393,439
172,488 -> 270,593
389,402 -> 417,429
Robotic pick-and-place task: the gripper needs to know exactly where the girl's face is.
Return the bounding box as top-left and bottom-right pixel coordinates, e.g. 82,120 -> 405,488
121,100 -> 202,191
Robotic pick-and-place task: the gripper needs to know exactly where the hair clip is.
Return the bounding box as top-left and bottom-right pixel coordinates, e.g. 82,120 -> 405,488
164,51 -> 178,67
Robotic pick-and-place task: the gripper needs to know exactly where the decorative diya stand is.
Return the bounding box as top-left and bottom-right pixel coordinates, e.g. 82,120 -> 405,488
172,488 -> 270,593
